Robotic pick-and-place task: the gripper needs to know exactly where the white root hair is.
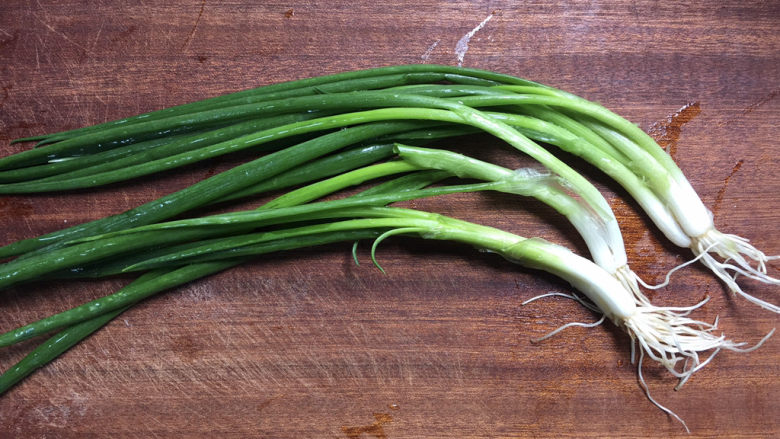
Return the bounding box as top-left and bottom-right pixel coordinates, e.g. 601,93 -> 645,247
621,303 -> 774,388
637,350 -> 690,433
521,291 -> 599,312
522,292 -> 605,341
532,315 -> 606,342
691,229 -> 780,313
629,313 -> 773,432
634,241 -> 720,291
523,274 -> 775,431
591,265 -> 770,392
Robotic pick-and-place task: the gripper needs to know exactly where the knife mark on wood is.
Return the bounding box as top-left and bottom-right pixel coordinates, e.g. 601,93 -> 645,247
715,89 -> 779,128
421,39 -> 440,62
181,0 -> 206,52
31,11 -> 91,55
742,89 -> 778,116
109,25 -> 137,44
91,20 -> 105,52
712,159 -> 743,216
0,197 -> 34,217
0,30 -> 19,51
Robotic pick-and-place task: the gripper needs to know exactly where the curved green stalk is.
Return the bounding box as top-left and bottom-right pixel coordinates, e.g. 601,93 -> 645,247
261,161 -> 422,209
511,105 -> 631,165
495,85 -> 684,179
393,145 -> 619,270
3,73 -> 521,167
483,111 -> 690,248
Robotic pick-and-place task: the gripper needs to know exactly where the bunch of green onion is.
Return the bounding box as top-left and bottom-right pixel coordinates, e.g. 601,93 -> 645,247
0,65 -> 776,430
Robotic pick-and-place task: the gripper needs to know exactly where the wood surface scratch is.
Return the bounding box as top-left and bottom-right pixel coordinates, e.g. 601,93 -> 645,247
181,0 -> 206,51
455,11 -> 495,66
91,20 -> 105,53
742,89 -> 779,115
420,39 -> 440,61
31,5 -> 91,55
712,159 -> 744,216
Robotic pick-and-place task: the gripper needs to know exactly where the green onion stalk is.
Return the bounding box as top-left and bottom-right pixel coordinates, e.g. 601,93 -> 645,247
0,145 -> 769,430
384,81 -> 779,311
4,202 -> 764,431
2,66 -> 775,311
1,150 -> 758,393
0,97 -> 637,297
0,161 -> 456,395
0,66 -> 780,312
0,64 -> 774,378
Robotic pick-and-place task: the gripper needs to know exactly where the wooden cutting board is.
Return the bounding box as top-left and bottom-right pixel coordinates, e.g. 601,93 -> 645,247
0,1 -> 777,437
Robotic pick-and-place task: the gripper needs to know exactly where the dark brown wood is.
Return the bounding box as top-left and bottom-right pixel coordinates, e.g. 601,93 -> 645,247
0,1 -> 777,437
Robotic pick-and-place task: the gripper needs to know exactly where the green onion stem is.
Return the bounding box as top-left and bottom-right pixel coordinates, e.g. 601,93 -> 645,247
14,65 -> 540,145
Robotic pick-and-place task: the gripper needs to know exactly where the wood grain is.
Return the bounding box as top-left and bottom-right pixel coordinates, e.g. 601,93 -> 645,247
0,1 -> 778,437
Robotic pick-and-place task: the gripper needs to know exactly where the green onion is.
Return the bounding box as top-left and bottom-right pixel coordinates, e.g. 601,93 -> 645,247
1,64 -> 775,424
12,65 -> 538,146
2,203 -> 754,419
0,120 -> 432,258
0,162 -> 453,392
